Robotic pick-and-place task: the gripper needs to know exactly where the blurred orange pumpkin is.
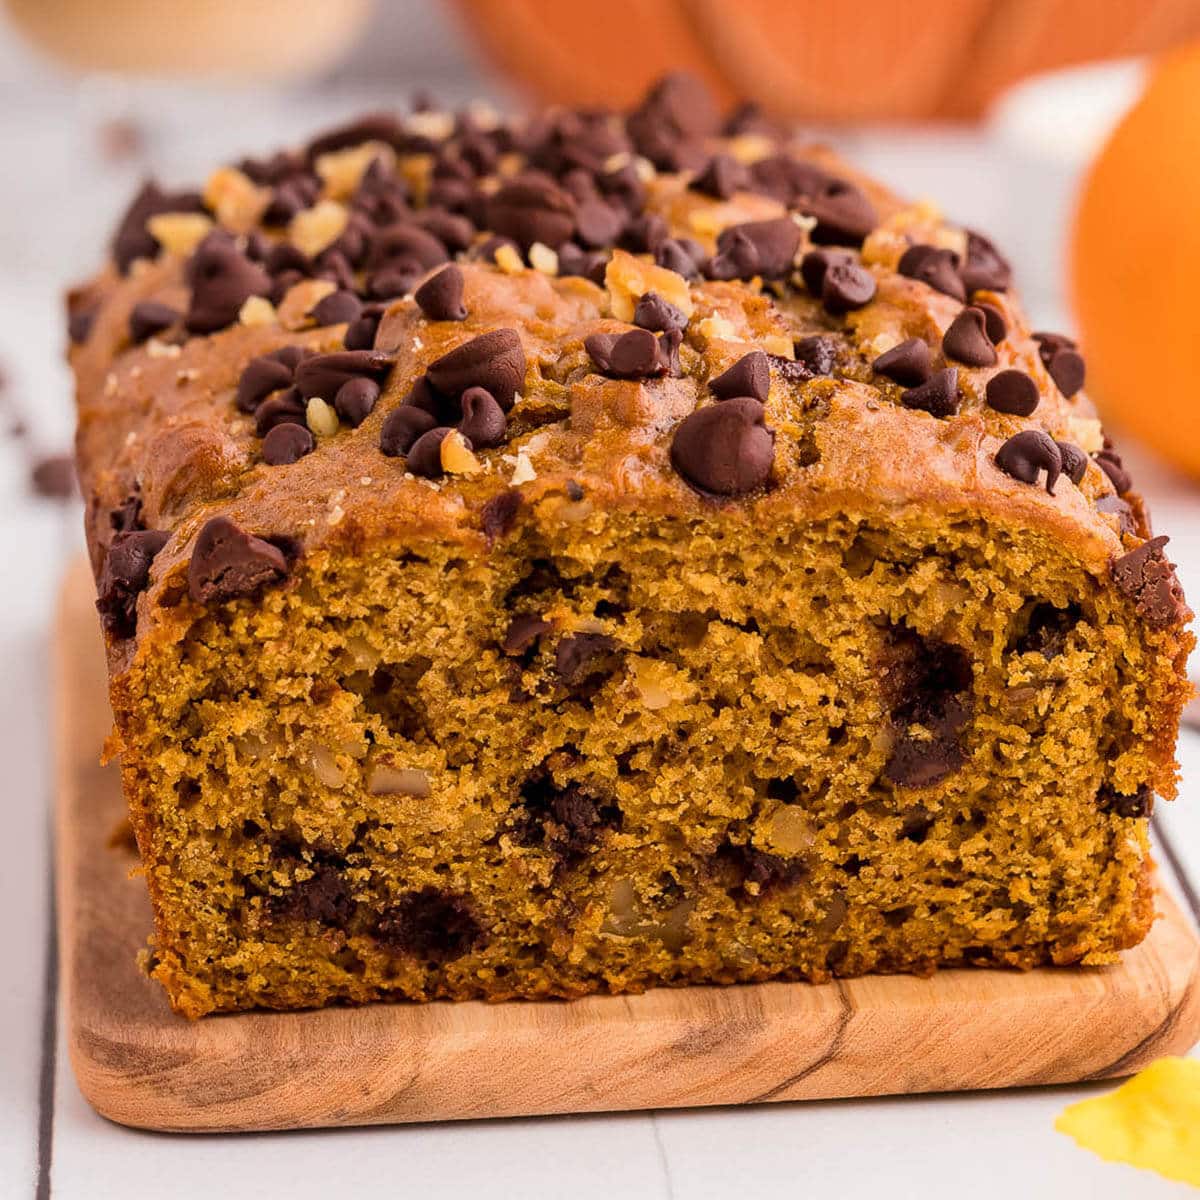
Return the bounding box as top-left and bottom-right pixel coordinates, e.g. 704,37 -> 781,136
1071,42 -> 1200,476
453,0 -> 1200,122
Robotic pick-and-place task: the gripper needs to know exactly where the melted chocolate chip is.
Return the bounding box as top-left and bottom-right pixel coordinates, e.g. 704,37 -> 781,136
900,367 -> 959,418
985,369 -> 1039,416
379,404 -> 437,457
458,387 -> 507,447
1012,602 -> 1082,658
426,328 -> 526,409
262,422 -> 314,465
503,614 -> 552,655
897,244 -> 966,302
481,489 -> 522,539
184,233 -> 273,334
706,218 -> 800,281
271,862 -> 354,926
128,300 -> 179,344
710,351 -> 769,402
670,397 -> 775,496
96,529 -> 170,637
633,292 -> 687,333
995,430 -> 1062,493
717,841 -> 806,896
1111,536 -> 1188,629
555,633 -> 625,698
942,307 -> 997,367
1096,783 -> 1153,819
414,264 -> 468,321
873,338 -> 931,386
513,768 -> 622,863
187,516 -> 292,604
374,887 -> 482,962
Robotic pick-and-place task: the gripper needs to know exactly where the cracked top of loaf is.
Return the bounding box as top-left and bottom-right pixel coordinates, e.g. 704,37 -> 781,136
68,73 -> 1189,663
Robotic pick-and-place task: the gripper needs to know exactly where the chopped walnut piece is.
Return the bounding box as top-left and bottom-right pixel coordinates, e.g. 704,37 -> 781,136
238,296 -> 277,327
605,248 -> 693,323
440,429 -> 481,475
316,142 -> 396,200
203,166 -> 270,232
145,212 -> 213,257
289,199 -> 348,258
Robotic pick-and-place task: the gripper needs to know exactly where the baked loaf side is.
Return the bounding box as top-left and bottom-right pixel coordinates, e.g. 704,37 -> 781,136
69,76 -> 1192,1017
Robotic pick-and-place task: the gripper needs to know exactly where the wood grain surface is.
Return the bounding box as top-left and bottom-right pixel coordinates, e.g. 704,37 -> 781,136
54,558 -> 1200,1133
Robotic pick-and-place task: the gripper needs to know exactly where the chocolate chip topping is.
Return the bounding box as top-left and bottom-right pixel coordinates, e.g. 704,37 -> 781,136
426,328 -> 525,409
111,180 -> 206,274
585,328 -> 672,380
994,430 -> 1062,494
820,260 -> 876,315
334,376 -> 380,427
1033,331 -> 1086,398
942,307 -> 997,367
254,387 -> 306,436
670,397 -> 775,496
294,350 -> 392,401
310,289 -> 362,327
184,233 -> 273,334
1094,444 -> 1131,494
187,516 -> 292,604
262,422 -> 315,465
414,264 -> 468,321
458,387 -> 507,447
96,529 -> 170,637
405,426 -> 453,477
485,176 -> 576,251
236,349 -> 306,413
128,300 -> 179,344
344,305 -> 384,351
873,338 -> 931,386
710,351 -> 770,402
794,335 -> 837,376
1111,536 -> 1188,629
706,218 -> 801,281
1056,441 -> 1088,486
800,179 -> 878,247
977,302 -> 1007,344
900,367 -> 959,418
961,230 -> 1012,293
379,404 -> 437,457
898,244 -> 966,302
68,308 -> 96,345
692,153 -> 748,200
985,368 -> 1039,416
633,292 -> 687,333
799,248 -> 846,297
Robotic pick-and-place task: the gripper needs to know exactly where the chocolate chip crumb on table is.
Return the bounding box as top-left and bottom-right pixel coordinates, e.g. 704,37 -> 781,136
69,73 -> 1193,1018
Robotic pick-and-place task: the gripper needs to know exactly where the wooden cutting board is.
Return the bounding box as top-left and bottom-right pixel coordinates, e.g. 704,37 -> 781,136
54,559 -> 1200,1133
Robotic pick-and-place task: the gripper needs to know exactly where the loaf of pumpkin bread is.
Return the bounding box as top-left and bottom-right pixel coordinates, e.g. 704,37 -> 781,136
69,76 -> 1192,1018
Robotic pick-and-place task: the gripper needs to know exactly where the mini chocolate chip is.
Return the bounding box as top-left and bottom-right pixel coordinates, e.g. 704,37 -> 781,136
558,243 -> 610,282
187,516 -> 291,604
379,405 -> 437,456
799,248 -> 848,297
961,229 -> 1012,293
262,422 -> 315,465
184,233 -> 273,334
692,153 -> 748,200
503,614 -> 551,655
458,387 -> 507,447
1033,331 -> 1086,398
334,376 -> 380,427
406,426 -> 453,477
68,308 -> 96,345
1056,441 -> 1088,486
1096,783 -> 1153,819
585,328 -> 670,380
655,237 -> 701,279
236,352 -> 297,413
426,328 -> 526,409
310,289 -> 362,327
977,302 -> 1007,344
96,529 -> 171,637
485,176 -> 576,250
633,292 -> 687,333
1094,447 -> 1131,494
873,338 -> 931,386
366,264 -> 420,300
574,198 -> 625,248
707,218 -> 801,281
900,367 -> 960,418
254,386 -> 307,436
344,307 -> 383,351
1111,535 -> 1187,629
897,244 -> 966,302
670,397 -> 775,496
793,335 -> 837,376
1095,494 -> 1137,535
800,178 -> 878,247
295,350 -> 392,400
710,351 -> 769,402
985,369 -> 1039,416
368,222 -> 449,273
111,180 -> 206,274
128,300 -> 179,343
995,430 -> 1062,493
942,307 -> 997,367
414,264 -> 468,321
821,260 -> 876,314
